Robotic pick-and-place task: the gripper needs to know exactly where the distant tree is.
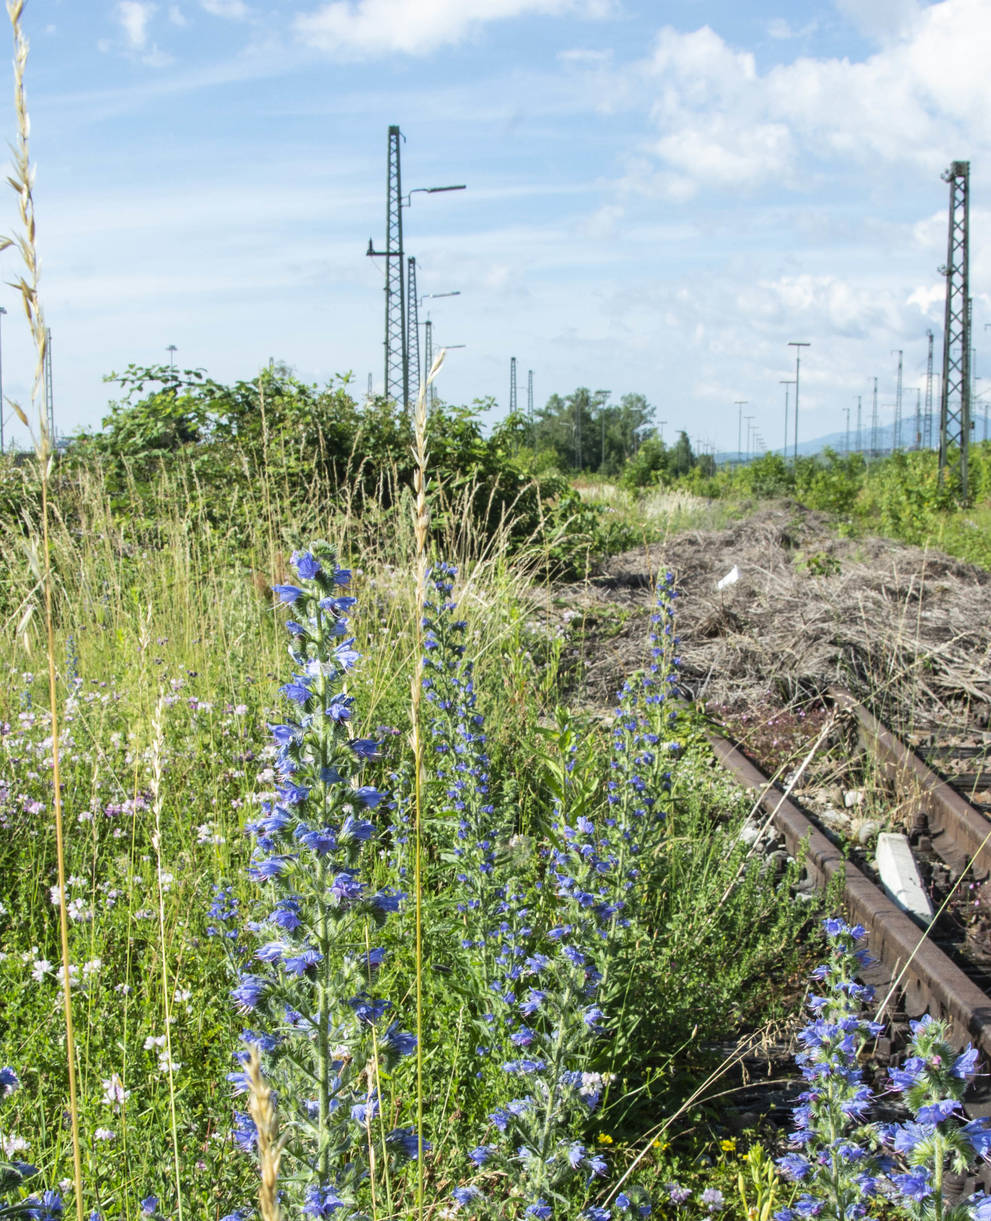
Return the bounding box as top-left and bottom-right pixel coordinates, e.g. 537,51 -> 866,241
669,430 -> 696,477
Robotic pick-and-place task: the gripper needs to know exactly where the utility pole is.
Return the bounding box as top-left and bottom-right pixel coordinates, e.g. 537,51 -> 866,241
509,357 -> 517,415
891,348 -> 903,451
938,160 -> 971,497
788,341 -> 810,461
658,420 -> 667,442
915,388 -> 921,450
779,380 -> 795,456
44,327 -> 54,443
166,344 -> 177,369
924,329 -> 935,450
367,372 -> 373,400
527,369 -> 534,423
843,405 -> 850,455
734,400 -> 747,464
744,414 -> 755,462
870,377 -> 879,460
406,256 -> 420,400
856,395 -> 862,456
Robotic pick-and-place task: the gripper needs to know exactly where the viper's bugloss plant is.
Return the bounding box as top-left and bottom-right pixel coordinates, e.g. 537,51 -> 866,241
774,918 -> 886,1221
223,544 -> 420,1216
882,1015 -> 991,1221
0,1065 -> 63,1221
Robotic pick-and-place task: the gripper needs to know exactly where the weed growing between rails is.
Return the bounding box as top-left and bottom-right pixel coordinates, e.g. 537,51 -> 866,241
774,919 -> 991,1221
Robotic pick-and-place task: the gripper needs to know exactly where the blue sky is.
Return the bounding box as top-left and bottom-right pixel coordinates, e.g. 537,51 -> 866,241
0,0 -> 988,454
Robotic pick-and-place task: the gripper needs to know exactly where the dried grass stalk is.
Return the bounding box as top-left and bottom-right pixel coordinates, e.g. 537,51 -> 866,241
246,1045 -> 284,1221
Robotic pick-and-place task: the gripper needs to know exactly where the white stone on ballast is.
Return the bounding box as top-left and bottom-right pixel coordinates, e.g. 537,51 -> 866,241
875,832 -> 934,922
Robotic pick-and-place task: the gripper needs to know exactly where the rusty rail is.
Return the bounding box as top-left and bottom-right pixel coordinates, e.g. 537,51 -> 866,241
707,732 -> 991,1065
830,687 -> 991,881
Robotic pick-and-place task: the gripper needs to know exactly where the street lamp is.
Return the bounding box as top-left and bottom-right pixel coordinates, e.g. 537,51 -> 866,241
779,379 -> 795,457
788,341 -> 811,460
744,414 -> 755,462
166,344 -> 178,369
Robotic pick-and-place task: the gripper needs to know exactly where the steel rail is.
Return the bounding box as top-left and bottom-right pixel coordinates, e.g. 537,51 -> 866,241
829,687 -> 991,881
707,732 -> 991,1064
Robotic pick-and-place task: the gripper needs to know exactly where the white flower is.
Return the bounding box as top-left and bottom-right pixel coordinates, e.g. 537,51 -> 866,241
31,959 -> 53,982
66,897 -> 92,923
1,1132 -> 28,1156
157,1052 -> 181,1074
82,959 -> 102,979
93,1128 -> 116,1142
143,1035 -> 167,1051
102,1073 -> 129,1112
49,885 -> 62,907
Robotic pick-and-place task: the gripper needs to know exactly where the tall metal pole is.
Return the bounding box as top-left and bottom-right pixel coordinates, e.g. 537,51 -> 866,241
424,320 -> 434,409
856,395 -> 862,456
938,160 -> 970,496
0,305 -> 6,456
44,326 -> 54,443
527,369 -> 534,421
915,388 -> 921,450
166,344 -> 177,369
509,357 -> 517,415
892,349 -> 903,451
734,400 -> 747,464
843,406 -> 850,455
406,256 -> 420,400
925,329 -> 935,450
870,377 -> 879,460
779,381 -> 794,456
788,341 -> 810,461
744,415 -> 754,462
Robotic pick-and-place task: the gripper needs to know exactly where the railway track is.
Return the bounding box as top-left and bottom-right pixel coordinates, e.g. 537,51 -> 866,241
708,689 -> 991,1120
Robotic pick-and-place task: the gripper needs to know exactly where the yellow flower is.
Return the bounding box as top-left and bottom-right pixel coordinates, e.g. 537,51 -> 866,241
597,1133 -> 614,1145
720,1139 -> 737,1153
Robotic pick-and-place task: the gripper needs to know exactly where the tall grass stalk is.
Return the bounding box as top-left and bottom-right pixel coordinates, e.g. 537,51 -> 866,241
2,3 -> 84,1216
150,691 -> 183,1221
410,352 -> 443,1220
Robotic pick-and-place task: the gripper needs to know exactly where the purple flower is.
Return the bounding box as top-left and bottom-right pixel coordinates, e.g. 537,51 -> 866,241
525,1202 -> 551,1219
231,974 -> 267,1011
964,1119 -> 991,1160
952,1044 -> 980,1079
387,1127 -> 428,1159
893,1168 -> 932,1202
272,584 -> 303,604
468,1145 -> 494,1166
916,1098 -> 960,1124
302,1186 -> 346,1216
0,1066 -> 20,1095
349,738 -> 380,760
292,551 -> 321,580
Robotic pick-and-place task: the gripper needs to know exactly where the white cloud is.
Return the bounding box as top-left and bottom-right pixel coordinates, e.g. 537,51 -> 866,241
293,0 -> 603,58
118,1 -> 156,49
168,5 -> 188,25
200,0 -> 250,17
635,0 -> 991,192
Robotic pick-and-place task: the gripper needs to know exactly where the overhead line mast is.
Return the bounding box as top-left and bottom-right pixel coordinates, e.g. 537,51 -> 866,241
938,160 -> 971,498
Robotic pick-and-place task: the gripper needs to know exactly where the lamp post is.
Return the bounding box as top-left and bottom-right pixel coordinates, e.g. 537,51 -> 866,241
788,341 -> 811,460
779,379 -> 795,458
166,344 -> 177,370
366,179 -> 466,407
744,414 -> 755,462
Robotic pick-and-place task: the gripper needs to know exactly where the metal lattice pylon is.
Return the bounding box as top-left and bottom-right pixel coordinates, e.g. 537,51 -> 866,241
924,329 -> 935,450
384,126 -> 406,408
44,326 -> 54,442
509,357 -> 517,415
938,160 -> 970,496
406,256 -> 420,402
892,349 -> 903,452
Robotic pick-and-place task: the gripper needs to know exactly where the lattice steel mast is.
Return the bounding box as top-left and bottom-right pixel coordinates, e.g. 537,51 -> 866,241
509,357 -> 517,415
938,160 -> 971,496
366,126 -> 406,407
44,326 -> 54,442
870,377 -> 879,459
892,349 -> 903,452
407,256 -> 420,401
925,329 -> 935,450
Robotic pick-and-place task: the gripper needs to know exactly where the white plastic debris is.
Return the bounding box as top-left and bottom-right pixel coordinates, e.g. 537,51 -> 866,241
716,565 -> 740,591
843,789 -> 864,808
876,832 -> 934,922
